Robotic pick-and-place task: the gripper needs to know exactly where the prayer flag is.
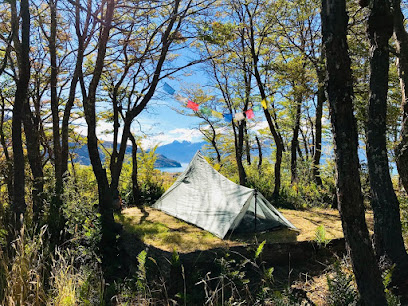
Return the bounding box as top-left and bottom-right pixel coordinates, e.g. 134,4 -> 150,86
223,113 -> 233,122
253,105 -> 261,112
235,112 -> 245,121
187,100 -> 199,111
212,110 -> 224,119
261,99 -> 267,109
175,93 -> 188,104
246,109 -> 254,119
200,106 -> 212,116
163,82 -> 176,95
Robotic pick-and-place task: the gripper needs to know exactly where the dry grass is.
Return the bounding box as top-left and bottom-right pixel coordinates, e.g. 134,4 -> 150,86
118,206 -> 375,253
116,207 -> 240,253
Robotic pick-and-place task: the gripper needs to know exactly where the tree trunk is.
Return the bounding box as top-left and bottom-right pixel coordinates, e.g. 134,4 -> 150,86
366,0 -> 407,266
256,135 -> 262,170
312,68 -> 325,186
0,96 -> 13,204
61,0 -> 91,177
235,120 -> 247,186
22,100 -> 44,223
48,0 -> 65,242
11,0 -> 31,231
321,0 -> 387,304
82,0 -> 117,274
244,124 -> 251,165
129,133 -> 140,206
393,0 -> 408,195
291,97 -> 301,184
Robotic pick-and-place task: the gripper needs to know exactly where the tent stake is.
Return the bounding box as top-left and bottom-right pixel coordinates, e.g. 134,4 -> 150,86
254,190 -> 257,232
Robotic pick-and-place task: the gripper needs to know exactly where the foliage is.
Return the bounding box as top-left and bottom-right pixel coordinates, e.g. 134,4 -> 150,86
61,167 -> 101,262
382,266 -> 401,306
326,260 -> 359,306
314,225 -> 330,247
120,145 -> 165,206
0,226 -> 47,305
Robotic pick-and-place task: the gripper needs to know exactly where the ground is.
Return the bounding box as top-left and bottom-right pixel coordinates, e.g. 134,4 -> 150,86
116,206 -> 373,253
116,207 -> 408,305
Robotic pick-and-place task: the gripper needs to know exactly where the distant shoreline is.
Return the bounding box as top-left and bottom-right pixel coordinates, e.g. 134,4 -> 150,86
156,163 -> 188,173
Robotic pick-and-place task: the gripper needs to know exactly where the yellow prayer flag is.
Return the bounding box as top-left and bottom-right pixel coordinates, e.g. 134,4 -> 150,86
261,99 -> 267,109
212,110 -> 223,119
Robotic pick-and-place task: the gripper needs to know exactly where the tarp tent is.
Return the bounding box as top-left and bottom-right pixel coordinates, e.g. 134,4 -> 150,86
153,151 -> 296,239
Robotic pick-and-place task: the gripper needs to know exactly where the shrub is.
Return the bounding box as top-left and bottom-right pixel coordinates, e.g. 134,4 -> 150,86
326,260 -> 359,306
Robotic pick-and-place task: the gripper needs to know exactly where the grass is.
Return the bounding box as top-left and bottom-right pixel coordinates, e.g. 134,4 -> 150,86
117,206 -> 375,253
116,207 -> 239,253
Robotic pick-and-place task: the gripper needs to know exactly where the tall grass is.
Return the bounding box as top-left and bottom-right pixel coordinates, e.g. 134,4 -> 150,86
0,226 -> 47,305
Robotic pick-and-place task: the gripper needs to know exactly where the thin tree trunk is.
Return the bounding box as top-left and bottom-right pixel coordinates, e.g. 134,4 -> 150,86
129,133 -> 140,206
247,12 -> 284,197
393,0 -> 408,195
11,0 -> 31,231
321,0 -> 387,303
256,135 -> 262,170
235,120 -> 247,186
22,100 -> 44,223
291,97 -> 301,183
48,0 -> 65,241
312,69 -> 325,186
82,0 -> 117,272
0,96 -> 13,204
366,0 -> 407,266
244,124 -> 251,165
61,0 -> 92,177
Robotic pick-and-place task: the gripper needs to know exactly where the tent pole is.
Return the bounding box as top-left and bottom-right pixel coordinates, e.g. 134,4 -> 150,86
254,190 -> 257,232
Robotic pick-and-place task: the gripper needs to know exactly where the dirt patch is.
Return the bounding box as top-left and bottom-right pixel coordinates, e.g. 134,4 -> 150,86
118,206 -> 374,253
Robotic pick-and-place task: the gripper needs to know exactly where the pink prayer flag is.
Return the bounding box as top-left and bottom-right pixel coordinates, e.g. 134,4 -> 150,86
246,109 -> 254,119
187,100 -> 199,111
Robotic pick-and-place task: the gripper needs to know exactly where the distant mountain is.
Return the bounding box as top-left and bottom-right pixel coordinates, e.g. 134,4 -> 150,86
155,140 -> 206,163
71,141 -> 181,168
154,154 -> 181,167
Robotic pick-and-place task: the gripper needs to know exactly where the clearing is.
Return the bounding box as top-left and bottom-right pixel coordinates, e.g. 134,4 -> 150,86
116,206 -> 374,253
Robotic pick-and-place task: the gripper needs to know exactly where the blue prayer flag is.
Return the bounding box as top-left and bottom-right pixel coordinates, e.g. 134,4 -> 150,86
163,82 -> 176,95
223,113 -> 233,122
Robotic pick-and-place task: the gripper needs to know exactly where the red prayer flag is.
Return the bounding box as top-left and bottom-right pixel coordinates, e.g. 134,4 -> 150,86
187,100 -> 199,111
246,109 -> 254,119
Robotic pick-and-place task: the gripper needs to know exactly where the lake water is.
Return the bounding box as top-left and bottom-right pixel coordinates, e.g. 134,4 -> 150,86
156,163 -> 188,173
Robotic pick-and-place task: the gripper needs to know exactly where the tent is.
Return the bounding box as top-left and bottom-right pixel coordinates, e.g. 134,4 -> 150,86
153,151 -> 296,239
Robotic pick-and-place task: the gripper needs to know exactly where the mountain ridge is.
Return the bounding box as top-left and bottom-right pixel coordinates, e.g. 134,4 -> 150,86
71,140 -> 205,167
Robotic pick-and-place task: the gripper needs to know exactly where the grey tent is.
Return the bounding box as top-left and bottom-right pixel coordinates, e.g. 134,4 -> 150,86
153,151 -> 296,239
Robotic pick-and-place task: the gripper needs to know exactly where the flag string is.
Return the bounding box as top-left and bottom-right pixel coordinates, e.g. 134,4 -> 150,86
162,82 -> 268,122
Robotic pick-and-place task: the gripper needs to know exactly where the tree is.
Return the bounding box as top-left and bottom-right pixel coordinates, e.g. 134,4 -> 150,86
364,0 -> 408,276
321,0 -> 387,303
392,0 -> 408,195
245,0 -> 285,196
10,0 -> 31,232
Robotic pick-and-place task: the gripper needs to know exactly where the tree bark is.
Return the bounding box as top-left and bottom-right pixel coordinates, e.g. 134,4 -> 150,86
11,0 -> 31,231
236,120 -> 247,186
392,0 -> 408,195
247,11 -> 284,197
256,135 -> 262,170
82,0 -> 117,269
244,123 -> 251,165
61,0 -> 92,177
366,0 -> 408,267
291,97 -> 302,183
312,68 -> 325,186
0,96 -> 13,204
22,99 -> 44,223
129,133 -> 140,206
321,0 -> 387,304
